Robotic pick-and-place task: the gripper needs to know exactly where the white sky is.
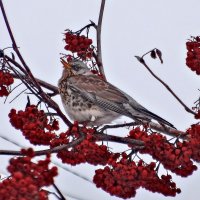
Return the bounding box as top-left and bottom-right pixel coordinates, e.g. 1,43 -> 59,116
0,0 -> 200,200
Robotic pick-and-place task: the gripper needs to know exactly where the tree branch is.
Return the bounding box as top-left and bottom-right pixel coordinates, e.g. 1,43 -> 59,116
148,121 -> 187,139
94,132 -> 144,147
100,122 -> 139,132
96,0 -> 106,80
135,55 -> 196,115
100,121 -> 187,139
0,135 -> 85,156
0,132 -> 145,156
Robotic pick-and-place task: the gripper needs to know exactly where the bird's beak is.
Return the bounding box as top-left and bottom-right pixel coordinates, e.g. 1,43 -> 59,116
60,58 -> 71,69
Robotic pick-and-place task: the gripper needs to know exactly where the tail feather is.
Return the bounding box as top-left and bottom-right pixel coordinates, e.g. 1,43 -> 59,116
140,108 -> 175,129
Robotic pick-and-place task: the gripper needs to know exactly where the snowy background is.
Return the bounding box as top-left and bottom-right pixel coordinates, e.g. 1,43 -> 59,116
0,0 -> 200,199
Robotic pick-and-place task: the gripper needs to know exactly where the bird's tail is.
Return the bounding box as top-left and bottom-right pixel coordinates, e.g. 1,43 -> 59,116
139,108 -> 176,129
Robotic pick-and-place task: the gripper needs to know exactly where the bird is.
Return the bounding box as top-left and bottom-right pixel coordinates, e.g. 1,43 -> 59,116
58,59 -> 175,128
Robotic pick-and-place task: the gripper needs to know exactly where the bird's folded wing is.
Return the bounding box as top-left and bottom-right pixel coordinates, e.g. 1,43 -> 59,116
68,75 -> 132,117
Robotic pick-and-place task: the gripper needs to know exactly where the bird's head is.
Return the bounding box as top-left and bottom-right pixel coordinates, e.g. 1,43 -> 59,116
61,58 -> 91,77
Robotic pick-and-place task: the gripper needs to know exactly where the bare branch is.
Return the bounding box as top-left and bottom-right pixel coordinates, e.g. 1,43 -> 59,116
100,121 -> 187,139
0,132 -> 146,156
94,132 -> 144,147
148,121 -> 187,139
100,122 -> 139,132
135,55 -> 196,115
0,135 -> 85,156
96,0 -> 106,80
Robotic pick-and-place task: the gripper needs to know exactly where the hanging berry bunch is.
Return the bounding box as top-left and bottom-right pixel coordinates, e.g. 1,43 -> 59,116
94,157 -> 181,199
64,31 -> 94,61
0,150 -> 58,200
186,36 -> 200,75
9,105 -> 58,145
128,127 -> 198,177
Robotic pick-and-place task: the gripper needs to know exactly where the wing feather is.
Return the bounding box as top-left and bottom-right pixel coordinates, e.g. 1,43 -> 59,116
68,75 -> 132,117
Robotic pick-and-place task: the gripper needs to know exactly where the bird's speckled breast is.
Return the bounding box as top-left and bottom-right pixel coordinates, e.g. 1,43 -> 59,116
58,78 -> 104,123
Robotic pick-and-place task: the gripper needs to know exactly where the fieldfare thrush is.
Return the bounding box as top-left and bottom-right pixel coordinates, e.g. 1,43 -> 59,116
58,59 -> 174,128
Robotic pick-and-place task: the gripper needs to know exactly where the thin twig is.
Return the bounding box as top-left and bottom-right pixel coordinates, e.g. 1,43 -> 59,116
94,132 -> 144,146
100,122 -> 139,132
9,88 -> 27,103
53,183 -> 67,200
45,190 -> 62,200
96,0 -> 106,80
6,60 -> 43,102
6,60 -> 41,98
74,22 -> 96,34
135,55 -> 196,115
6,55 -> 59,94
11,72 -> 59,95
5,55 -> 28,75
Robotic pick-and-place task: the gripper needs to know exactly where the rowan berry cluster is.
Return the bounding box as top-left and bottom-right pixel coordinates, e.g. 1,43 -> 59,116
64,32 -> 94,60
0,151 -> 58,200
94,157 -> 181,199
187,124 -> 200,162
128,128 -> 197,177
0,70 -> 14,97
9,105 -> 58,145
186,36 -> 200,75
52,123 -> 112,166
57,138 -> 111,166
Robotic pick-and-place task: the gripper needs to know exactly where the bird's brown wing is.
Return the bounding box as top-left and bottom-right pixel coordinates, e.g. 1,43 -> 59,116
67,75 -> 133,117
68,75 -> 128,102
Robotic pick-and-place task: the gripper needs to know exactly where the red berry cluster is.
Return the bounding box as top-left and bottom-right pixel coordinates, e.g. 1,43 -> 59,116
0,70 -> 14,97
8,105 -> 58,145
64,32 -> 93,60
93,158 -> 180,199
57,138 -> 111,166
186,36 -> 200,75
0,151 -> 57,200
128,128 -> 197,177
51,123 -> 112,166
187,124 -> 200,162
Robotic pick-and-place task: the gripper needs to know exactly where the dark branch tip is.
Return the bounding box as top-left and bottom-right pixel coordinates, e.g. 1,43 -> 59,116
135,55 -> 145,64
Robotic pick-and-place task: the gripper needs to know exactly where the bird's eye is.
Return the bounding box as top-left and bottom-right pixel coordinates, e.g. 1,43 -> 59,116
73,65 -> 80,71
